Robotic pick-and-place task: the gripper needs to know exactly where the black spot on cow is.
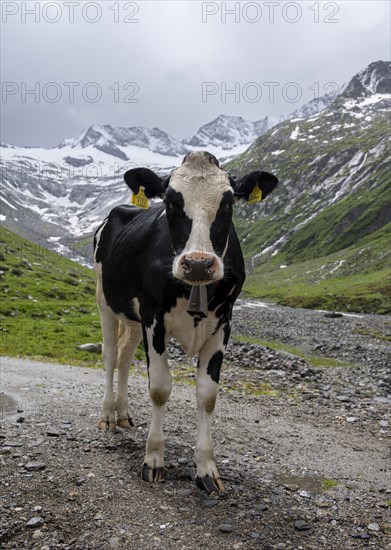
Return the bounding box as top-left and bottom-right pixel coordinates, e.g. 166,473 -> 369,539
153,314 -> 166,356
164,189 -> 193,254
207,351 -> 223,383
223,322 -> 231,347
210,191 -> 234,256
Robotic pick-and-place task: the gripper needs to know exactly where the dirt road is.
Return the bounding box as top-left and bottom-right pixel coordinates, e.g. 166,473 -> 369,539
1,337 -> 390,550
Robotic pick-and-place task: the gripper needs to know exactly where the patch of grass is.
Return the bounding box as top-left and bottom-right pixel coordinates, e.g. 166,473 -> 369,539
322,478 -> 339,489
280,180 -> 391,263
224,380 -> 280,398
232,334 -> 352,369
0,227 -> 145,367
353,327 -> 391,342
243,227 -> 391,315
170,362 -> 197,386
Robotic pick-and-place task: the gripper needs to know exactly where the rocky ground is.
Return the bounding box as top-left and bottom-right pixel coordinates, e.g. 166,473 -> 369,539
0,301 -> 390,550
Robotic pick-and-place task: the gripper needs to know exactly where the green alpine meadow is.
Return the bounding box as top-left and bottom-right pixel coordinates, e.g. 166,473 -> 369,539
0,226 -> 102,366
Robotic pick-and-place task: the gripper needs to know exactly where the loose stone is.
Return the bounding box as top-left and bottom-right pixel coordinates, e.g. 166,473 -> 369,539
26,517 -> 44,528
203,499 -> 219,508
24,461 -> 46,471
294,520 -> 311,531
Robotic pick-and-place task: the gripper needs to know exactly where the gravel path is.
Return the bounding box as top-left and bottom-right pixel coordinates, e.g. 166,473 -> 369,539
0,303 -> 390,549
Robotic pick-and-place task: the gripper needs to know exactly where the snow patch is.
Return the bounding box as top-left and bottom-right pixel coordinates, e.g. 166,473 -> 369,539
290,126 -> 300,140
0,195 -> 17,210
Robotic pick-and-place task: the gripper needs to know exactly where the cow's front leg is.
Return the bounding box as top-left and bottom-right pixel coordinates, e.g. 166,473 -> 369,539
142,321 -> 172,483
194,326 -> 227,493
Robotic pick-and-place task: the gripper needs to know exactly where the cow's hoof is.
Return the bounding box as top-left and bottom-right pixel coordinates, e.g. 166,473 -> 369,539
142,463 -> 165,483
117,415 -> 135,429
97,417 -> 117,432
195,474 -> 225,494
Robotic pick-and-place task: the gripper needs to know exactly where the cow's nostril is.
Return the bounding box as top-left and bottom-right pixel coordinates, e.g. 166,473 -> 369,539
205,258 -> 213,269
184,257 -> 193,269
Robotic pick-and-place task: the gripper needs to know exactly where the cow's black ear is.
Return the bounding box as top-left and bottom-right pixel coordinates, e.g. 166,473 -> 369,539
231,170 -> 278,202
124,167 -> 169,198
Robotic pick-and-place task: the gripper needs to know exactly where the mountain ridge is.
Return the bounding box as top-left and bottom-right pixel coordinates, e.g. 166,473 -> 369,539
182,89 -> 342,151
2,85 -> 344,154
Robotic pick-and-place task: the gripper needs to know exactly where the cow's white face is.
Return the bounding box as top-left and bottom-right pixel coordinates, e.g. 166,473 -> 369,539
123,151 -> 279,286
164,152 -> 234,285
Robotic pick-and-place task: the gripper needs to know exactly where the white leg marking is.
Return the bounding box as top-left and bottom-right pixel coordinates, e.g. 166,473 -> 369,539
116,321 -> 142,428
194,327 -> 225,493
142,322 -> 172,482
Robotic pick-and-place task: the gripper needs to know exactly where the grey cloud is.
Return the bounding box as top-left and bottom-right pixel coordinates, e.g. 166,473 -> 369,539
1,0 -> 389,146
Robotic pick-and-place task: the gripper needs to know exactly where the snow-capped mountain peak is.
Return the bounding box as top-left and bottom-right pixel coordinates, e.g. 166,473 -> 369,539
58,124 -> 110,148
341,60 -> 390,99
183,88 -> 343,152
183,114 -> 257,150
58,123 -> 188,159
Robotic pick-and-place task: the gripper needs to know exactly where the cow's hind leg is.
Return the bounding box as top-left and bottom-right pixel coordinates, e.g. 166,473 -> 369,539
142,322 -> 172,483
194,326 -> 226,493
98,304 -> 119,432
116,321 -> 142,428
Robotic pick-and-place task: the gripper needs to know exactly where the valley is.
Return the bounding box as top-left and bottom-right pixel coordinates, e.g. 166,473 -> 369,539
0,61 -> 390,315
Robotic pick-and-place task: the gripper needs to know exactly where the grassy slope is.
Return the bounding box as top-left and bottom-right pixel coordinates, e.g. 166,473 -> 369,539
244,224 -> 391,314
237,176 -> 391,314
0,227 -> 144,366
227,109 -> 390,314
280,178 -> 391,263
230,114 -> 390,261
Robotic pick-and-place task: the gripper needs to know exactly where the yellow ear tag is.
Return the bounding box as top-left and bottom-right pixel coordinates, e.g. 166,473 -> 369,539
131,187 -> 149,209
248,185 -> 263,204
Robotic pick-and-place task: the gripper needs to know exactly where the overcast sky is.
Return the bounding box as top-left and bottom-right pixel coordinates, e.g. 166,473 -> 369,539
1,0 -> 390,147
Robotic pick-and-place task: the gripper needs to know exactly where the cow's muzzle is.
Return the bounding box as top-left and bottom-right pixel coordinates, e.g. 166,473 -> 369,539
183,256 -> 214,281
173,252 -> 223,284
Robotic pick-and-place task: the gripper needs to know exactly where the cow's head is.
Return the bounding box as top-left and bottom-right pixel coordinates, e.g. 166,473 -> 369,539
124,151 -> 278,285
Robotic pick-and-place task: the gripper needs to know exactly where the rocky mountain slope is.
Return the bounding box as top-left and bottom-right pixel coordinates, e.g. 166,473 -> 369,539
0,138 -> 182,258
59,124 -> 188,159
227,61 -> 390,261
183,91 -> 339,151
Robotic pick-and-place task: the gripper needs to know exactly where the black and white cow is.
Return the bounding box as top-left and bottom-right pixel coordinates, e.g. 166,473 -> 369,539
94,151 -> 278,493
